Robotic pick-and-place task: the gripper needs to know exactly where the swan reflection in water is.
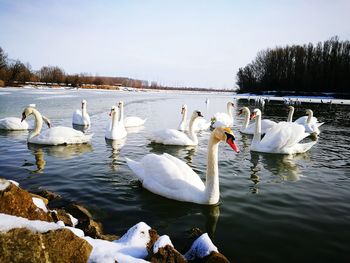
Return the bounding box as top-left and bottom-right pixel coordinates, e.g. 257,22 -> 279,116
125,125 -> 144,134
26,143 -> 93,173
249,152 -> 309,193
105,138 -> 126,171
0,130 -> 28,140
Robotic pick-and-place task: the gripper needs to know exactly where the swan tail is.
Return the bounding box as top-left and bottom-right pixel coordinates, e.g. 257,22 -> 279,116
296,141 -> 317,153
125,157 -> 145,182
316,122 -> 324,128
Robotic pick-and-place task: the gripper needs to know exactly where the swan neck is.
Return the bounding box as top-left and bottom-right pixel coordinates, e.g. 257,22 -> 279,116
287,108 -> 294,122
243,109 -> 250,128
227,103 -> 233,118
253,113 -> 262,143
307,111 -> 313,124
111,110 -> 119,133
29,108 -> 43,139
119,104 -> 124,123
188,116 -> 198,144
182,109 -> 187,122
205,132 -> 220,204
82,103 -> 87,118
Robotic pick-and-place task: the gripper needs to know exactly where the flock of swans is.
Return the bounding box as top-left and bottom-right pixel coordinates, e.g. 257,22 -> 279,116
0,100 -> 324,205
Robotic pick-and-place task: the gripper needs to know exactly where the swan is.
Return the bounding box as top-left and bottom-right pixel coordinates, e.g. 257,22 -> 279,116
211,102 -> 234,128
126,127 -> 239,204
72,100 -> 91,126
151,111 -> 203,146
238,107 -> 276,135
105,103 -> 127,140
21,106 -> 92,145
178,104 -> 188,131
121,101 -> 146,128
294,109 -> 324,135
249,109 -> 317,154
0,105 -> 51,130
178,104 -> 210,132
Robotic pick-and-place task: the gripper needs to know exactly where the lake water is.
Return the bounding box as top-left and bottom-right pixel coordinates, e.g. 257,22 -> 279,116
0,87 -> 349,262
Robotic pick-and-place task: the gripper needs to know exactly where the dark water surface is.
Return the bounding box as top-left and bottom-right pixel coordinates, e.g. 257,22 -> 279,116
0,88 -> 349,262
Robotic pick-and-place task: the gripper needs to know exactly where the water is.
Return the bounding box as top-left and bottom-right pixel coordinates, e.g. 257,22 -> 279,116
0,87 -> 349,262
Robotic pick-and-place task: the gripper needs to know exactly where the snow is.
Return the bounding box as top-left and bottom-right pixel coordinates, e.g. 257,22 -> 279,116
84,222 -> 151,263
184,233 -> 218,260
0,179 -> 10,191
153,235 -> 173,254
0,213 -> 61,233
8,180 -> 19,186
32,197 -> 48,213
68,213 -> 78,227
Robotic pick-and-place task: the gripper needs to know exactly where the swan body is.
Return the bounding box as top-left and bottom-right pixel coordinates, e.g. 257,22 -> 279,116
126,127 -> 239,204
0,117 -> 32,130
124,116 -> 146,128
250,109 -> 316,154
72,100 -> 91,126
152,111 -> 202,146
211,102 -> 234,128
294,109 -> 323,135
21,106 -> 92,145
239,107 -> 276,135
105,103 -> 127,140
178,104 -> 210,132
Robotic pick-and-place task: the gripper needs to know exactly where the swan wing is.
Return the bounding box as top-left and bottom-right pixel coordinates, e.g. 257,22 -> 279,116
194,118 -> 210,131
261,119 -> 277,133
0,117 -> 30,130
126,154 -> 205,202
72,110 -> 83,124
152,129 -> 193,145
31,126 -> 92,145
124,116 -> 146,127
212,113 -> 232,127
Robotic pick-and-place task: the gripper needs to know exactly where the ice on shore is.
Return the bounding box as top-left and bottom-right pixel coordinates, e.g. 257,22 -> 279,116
184,233 -> 218,260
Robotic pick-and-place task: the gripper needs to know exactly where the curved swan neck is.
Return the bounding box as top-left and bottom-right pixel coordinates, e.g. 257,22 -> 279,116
307,110 -> 313,124
182,108 -> 187,122
205,132 -> 220,204
111,110 -> 119,133
29,108 -> 43,139
227,103 -> 233,118
118,103 -> 124,123
188,115 -> 198,144
82,102 -> 87,119
243,108 -> 250,129
287,107 -> 294,122
253,112 -> 262,143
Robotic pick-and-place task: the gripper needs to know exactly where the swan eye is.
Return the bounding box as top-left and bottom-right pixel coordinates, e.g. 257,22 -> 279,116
196,111 -> 203,117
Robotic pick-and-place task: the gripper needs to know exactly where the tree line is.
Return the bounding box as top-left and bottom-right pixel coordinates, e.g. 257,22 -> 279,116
0,46 -> 233,92
236,36 -> 350,94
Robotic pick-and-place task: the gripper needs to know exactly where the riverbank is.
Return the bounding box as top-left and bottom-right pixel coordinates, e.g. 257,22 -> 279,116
0,178 -> 229,262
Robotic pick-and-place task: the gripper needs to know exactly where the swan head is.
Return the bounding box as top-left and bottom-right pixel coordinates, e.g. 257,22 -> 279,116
118,101 -> 124,108
250,108 -> 261,120
305,109 -> 313,115
21,106 -> 35,122
213,127 -> 239,153
81,99 -> 87,107
109,106 -> 117,116
238,107 -> 249,115
288,106 -> 294,111
227,102 -> 234,108
191,110 -> 203,120
181,104 -> 187,114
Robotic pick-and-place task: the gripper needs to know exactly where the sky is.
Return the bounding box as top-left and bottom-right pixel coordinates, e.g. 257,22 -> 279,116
0,0 -> 349,89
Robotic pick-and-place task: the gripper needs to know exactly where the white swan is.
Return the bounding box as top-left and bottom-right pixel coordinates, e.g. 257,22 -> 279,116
211,102 -> 234,128
294,109 -> 324,135
121,101 -> 146,128
21,106 -> 92,145
105,103 -> 127,140
250,109 -> 316,154
0,104 -> 51,130
151,111 -> 203,146
126,127 -> 239,204
178,104 -> 210,132
178,104 -> 188,131
72,100 -> 91,126
238,107 -> 276,135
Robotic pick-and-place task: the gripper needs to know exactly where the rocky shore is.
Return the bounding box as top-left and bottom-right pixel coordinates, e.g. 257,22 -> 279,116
0,178 -> 230,262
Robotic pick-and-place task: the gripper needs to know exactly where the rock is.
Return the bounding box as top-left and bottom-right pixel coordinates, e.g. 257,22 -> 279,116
0,184 -> 53,222
33,189 -> 61,202
0,228 -> 92,263
50,209 -> 74,227
30,193 -> 49,205
150,244 -> 187,263
200,251 -> 230,263
147,228 -> 160,253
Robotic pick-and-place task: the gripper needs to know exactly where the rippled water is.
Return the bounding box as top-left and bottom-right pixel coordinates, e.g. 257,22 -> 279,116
1,87 -> 349,262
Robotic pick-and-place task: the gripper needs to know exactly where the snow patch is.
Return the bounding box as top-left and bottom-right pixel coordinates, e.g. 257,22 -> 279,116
153,235 -> 173,254
184,233 -> 218,260
32,197 -> 48,213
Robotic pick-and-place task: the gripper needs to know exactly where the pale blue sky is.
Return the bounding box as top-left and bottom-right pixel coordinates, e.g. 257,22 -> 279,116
1,0 -> 349,89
